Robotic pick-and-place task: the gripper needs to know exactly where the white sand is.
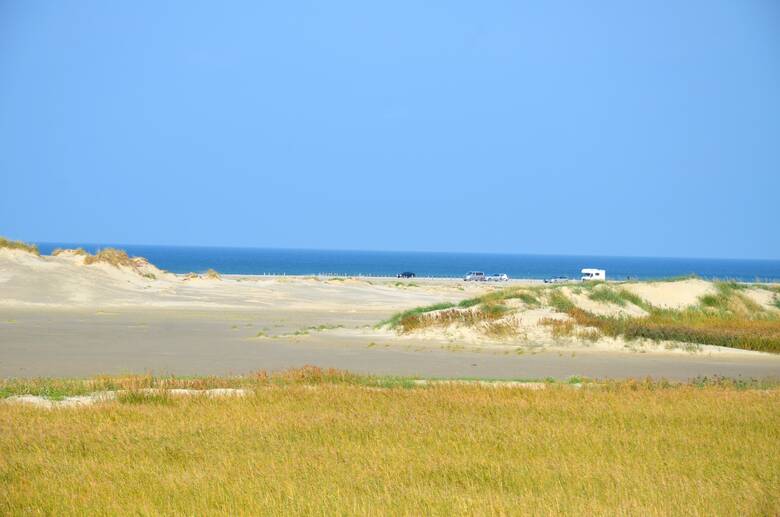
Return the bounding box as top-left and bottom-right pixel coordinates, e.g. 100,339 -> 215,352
0,248 -> 482,312
622,279 -> 715,309
2,248 -> 779,372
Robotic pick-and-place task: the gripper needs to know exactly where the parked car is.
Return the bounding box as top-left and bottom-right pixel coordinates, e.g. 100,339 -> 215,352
544,276 -> 569,284
464,271 -> 486,281
487,273 -> 509,282
396,271 -> 416,279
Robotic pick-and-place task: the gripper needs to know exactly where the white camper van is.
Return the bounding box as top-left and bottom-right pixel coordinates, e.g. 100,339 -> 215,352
581,268 -> 606,281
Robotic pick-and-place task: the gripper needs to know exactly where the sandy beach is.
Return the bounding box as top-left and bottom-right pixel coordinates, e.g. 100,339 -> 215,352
2,247 -> 779,380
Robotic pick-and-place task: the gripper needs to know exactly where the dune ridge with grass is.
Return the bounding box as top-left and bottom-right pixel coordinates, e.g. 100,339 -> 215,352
383,279 -> 780,354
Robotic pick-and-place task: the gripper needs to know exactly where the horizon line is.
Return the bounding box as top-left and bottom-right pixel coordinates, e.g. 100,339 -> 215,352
30,239 -> 780,263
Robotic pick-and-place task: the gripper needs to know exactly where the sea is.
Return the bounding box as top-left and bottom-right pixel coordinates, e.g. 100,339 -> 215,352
35,243 -> 780,282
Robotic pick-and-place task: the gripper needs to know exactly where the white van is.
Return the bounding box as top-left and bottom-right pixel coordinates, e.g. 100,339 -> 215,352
581,268 -> 606,281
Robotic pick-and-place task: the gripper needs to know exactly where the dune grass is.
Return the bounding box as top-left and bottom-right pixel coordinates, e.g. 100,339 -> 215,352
588,286 -> 628,306
387,288 -> 544,333
0,367 -> 415,400
204,268 -> 221,280
0,236 -> 39,255
393,305 -> 509,333
587,285 -> 652,310
1,370 -> 778,515
51,247 -> 88,256
83,247 -> 136,267
381,302 -> 457,328
389,281 -> 780,352
551,286 -> 780,353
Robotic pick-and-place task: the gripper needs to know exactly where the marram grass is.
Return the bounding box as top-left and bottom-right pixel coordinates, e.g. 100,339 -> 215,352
1,371 -> 779,515
0,236 -> 39,255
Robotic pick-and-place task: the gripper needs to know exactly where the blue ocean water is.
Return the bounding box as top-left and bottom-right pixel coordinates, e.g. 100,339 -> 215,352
35,243 -> 780,282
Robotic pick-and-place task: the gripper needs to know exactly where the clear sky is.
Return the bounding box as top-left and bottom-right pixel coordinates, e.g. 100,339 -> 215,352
1,1 -> 778,259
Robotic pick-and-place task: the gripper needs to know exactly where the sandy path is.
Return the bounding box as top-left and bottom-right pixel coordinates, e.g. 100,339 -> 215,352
2,308 -> 779,380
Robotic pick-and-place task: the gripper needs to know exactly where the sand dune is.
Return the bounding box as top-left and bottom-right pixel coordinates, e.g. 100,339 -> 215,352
0,248 -> 480,311
2,247 -> 779,379
623,278 -> 715,309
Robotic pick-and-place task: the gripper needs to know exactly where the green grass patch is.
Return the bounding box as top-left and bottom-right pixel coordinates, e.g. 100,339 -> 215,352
458,297 -> 481,308
382,302 -> 456,328
588,287 -> 627,306
548,290 -> 575,313
516,292 -> 540,306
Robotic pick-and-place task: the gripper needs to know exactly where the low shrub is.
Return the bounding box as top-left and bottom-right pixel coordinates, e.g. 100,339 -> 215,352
0,236 -> 39,255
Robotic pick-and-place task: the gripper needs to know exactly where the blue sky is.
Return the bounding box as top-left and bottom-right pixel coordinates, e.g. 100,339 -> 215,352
1,1 -> 778,259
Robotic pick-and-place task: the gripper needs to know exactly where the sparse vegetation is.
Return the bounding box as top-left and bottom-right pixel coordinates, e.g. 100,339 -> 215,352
0,236 -> 39,255
390,281 -> 780,353
539,284 -> 780,353
540,317 -> 575,338
585,286 -> 653,310
516,292 -> 540,306
204,268 -> 221,280
51,247 -> 88,256
548,289 -> 575,312
381,302 -> 457,328
457,297 -> 481,308
555,305 -> 780,354
616,288 -> 649,309
1,369 -> 778,515
393,305 -> 510,333
83,248 -> 135,267
588,286 -> 627,306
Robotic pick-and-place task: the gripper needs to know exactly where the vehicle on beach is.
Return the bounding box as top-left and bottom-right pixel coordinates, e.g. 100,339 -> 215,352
464,271 -> 486,281
487,273 -> 508,282
581,268 -> 606,281
544,276 -> 569,284
396,272 -> 416,278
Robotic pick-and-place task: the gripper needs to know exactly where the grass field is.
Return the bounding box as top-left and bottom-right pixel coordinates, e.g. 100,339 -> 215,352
1,370 -> 779,515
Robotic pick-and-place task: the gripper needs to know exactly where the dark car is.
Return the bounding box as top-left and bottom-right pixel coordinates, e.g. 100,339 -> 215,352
397,272 -> 416,278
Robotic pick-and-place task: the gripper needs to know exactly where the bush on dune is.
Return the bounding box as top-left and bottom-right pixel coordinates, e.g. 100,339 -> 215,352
83,248 -> 136,267
205,268 -> 221,280
0,236 -> 39,256
52,247 -> 88,256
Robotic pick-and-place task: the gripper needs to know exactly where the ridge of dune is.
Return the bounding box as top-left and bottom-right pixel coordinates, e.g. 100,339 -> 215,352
622,279 -> 715,309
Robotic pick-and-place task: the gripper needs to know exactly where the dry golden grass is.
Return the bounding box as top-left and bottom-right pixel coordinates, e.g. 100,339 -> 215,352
540,317 -> 576,338
396,305 -> 510,333
1,371 -> 778,515
51,247 -> 88,256
0,236 -> 39,255
205,268 -> 221,280
83,247 -> 135,267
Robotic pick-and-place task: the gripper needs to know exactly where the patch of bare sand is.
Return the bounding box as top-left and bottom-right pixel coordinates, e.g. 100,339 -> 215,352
743,287 -> 779,312
622,279 -> 715,309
